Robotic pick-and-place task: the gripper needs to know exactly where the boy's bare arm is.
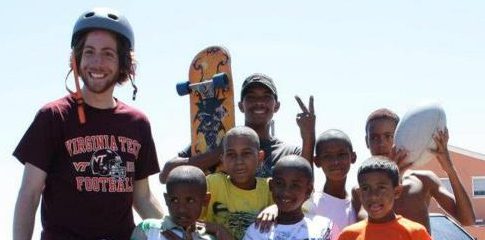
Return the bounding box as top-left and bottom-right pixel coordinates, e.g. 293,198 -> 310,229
295,95 -> 315,164
160,146 -> 222,183
428,129 -> 475,225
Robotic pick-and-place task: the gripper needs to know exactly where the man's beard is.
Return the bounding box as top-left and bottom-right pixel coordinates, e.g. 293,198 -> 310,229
80,72 -> 118,94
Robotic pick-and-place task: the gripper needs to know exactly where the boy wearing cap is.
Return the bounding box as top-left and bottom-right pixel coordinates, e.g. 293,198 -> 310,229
13,8 -> 163,240
161,73 -> 301,181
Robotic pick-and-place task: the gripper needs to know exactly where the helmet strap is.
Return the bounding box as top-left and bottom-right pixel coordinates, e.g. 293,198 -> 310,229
130,78 -> 138,100
69,52 -> 86,124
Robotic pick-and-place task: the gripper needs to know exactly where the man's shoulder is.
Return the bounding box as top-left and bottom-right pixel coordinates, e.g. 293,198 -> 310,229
113,100 -> 153,125
41,95 -> 75,111
265,137 -> 301,152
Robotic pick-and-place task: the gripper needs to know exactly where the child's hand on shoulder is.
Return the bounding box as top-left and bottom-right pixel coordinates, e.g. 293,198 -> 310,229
255,204 -> 278,233
198,221 -> 234,240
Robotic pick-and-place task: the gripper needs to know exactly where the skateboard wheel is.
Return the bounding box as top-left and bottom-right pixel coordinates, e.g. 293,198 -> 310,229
176,81 -> 190,96
212,73 -> 228,89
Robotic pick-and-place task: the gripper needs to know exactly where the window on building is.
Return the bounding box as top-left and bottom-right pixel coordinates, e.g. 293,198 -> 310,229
472,177 -> 485,197
440,178 -> 452,193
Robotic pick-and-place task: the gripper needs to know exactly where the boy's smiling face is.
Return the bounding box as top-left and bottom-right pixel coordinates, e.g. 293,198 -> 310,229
238,84 -> 280,127
315,139 -> 356,181
222,134 -> 264,189
164,183 -> 209,229
270,167 -> 313,216
358,171 -> 402,223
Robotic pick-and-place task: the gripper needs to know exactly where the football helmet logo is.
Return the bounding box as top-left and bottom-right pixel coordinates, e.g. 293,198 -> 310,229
90,149 -> 126,179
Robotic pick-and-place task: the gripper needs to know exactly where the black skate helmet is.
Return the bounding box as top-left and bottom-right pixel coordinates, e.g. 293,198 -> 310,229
71,7 -> 134,49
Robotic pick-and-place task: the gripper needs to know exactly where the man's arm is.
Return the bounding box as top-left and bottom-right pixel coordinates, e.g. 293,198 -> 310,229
428,129 -> 475,226
133,178 -> 164,219
159,147 -> 222,183
13,163 -> 46,240
295,95 -> 315,164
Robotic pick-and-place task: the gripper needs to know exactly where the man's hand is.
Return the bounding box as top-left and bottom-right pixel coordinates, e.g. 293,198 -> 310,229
295,95 -> 315,140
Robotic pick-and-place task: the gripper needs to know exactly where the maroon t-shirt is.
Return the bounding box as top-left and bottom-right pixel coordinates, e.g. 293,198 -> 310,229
13,95 -> 160,240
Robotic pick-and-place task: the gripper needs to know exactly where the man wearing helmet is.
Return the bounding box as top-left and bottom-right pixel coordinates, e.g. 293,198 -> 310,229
13,8 -> 163,240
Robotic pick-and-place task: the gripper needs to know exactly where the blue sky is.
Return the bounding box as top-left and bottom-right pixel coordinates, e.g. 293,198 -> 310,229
2,1 -> 484,238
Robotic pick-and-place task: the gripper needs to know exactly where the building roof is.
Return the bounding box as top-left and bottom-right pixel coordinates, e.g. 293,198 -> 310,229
449,145 -> 485,161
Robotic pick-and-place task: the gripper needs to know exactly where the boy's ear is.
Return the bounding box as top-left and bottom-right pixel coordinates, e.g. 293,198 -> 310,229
305,181 -> 314,200
203,192 -> 211,207
351,152 -> 357,164
394,185 -> 403,199
365,135 -> 370,149
268,178 -> 274,192
274,101 -> 280,113
257,150 -> 265,164
238,101 -> 244,113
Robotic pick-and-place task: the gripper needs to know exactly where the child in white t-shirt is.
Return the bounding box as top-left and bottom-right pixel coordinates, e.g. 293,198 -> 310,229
244,155 -> 338,240
304,129 -> 360,232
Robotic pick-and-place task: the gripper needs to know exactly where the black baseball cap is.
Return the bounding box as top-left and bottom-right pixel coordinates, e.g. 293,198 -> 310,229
241,73 -> 278,101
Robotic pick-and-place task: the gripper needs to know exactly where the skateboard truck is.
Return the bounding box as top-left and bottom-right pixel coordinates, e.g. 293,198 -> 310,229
176,72 -> 229,98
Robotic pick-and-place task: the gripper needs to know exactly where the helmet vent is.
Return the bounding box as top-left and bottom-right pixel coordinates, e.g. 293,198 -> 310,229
84,12 -> 95,18
108,14 -> 119,20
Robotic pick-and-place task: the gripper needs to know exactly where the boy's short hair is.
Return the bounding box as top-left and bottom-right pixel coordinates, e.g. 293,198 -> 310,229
357,157 -> 400,187
365,108 -> 400,132
273,155 -> 313,182
240,73 -> 278,101
222,126 -> 260,150
166,165 -> 207,194
316,129 -> 353,154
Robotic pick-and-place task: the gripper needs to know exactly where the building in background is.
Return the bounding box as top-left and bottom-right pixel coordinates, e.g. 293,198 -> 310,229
415,145 -> 485,239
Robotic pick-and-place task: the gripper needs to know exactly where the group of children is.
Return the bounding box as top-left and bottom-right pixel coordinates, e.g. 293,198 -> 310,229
132,76 -> 475,240
11,6 -> 474,240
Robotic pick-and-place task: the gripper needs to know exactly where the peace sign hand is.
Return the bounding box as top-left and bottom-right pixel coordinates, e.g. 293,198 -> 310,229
295,95 -> 316,140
